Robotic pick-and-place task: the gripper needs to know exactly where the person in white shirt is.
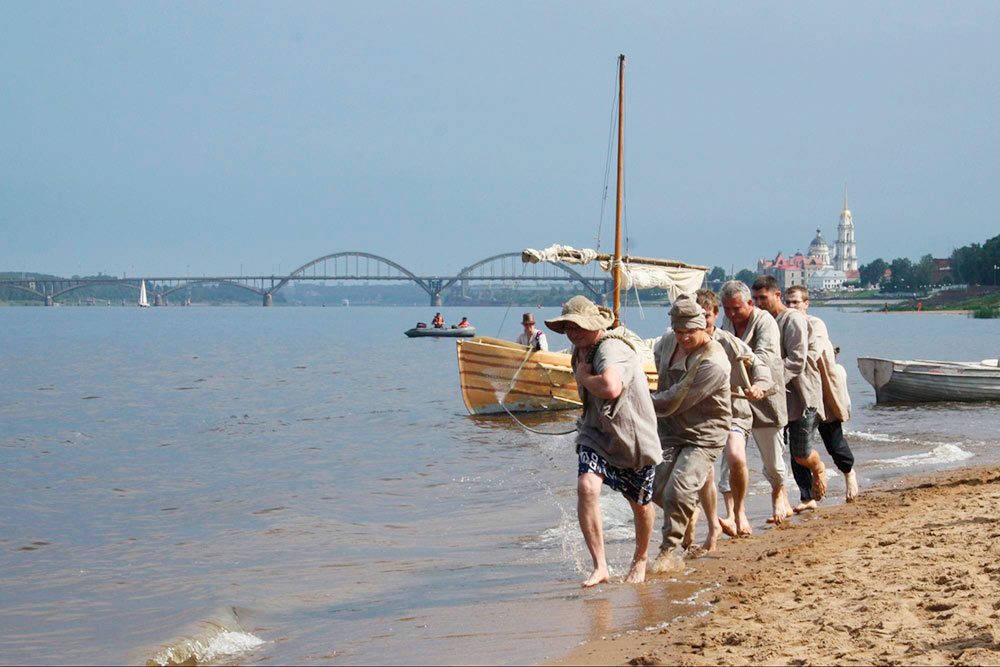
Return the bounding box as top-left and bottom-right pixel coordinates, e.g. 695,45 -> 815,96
516,312 -> 548,351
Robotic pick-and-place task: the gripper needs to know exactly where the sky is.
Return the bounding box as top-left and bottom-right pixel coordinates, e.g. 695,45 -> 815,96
3,1 -> 999,279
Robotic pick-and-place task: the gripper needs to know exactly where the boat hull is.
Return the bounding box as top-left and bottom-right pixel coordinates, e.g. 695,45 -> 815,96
405,327 -> 476,338
456,336 -> 657,415
858,356 -> 1000,403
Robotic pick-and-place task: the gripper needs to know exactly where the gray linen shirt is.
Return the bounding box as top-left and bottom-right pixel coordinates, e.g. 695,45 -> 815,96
712,328 -> 774,433
574,337 -> 663,470
653,334 -> 731,449
775,308 -> 821,422
721,307 -> 788,428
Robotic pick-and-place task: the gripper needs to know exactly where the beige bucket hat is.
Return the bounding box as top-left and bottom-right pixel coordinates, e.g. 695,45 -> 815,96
545,295 -> 614,333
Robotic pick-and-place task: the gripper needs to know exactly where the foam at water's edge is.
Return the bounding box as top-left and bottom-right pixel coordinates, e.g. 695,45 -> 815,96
869,443 -> 974,468
145,620 -> 266,666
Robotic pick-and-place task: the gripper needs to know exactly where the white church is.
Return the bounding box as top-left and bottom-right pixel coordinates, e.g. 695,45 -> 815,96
757,188 -> 859,291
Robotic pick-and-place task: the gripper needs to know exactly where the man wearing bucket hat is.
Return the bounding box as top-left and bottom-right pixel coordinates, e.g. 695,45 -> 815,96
545,295 -> 662,587
515,312 -> 548,351
649,293 -> 731,573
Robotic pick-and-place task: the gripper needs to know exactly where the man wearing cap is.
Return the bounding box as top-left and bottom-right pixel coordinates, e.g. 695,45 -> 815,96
545,295 -> 662,587
516,312 -> 548,351
649,293 -> 731,573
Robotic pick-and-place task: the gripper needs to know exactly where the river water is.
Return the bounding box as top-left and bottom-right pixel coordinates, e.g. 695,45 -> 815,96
2,305 -> 999,665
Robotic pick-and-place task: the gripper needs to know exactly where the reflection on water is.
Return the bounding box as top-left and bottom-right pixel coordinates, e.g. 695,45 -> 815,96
1,306 -> 998,664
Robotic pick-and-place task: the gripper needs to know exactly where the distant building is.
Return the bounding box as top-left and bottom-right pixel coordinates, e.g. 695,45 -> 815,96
757,249 -> 826,291
832,187 -> 859,278
757,187 -> 861,290
931,258 -> 953,284
809,268 -> 848,291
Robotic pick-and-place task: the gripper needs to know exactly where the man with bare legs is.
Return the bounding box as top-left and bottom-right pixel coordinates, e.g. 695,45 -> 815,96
649,294 -> 731,572
545,296 -> 663,587
752,276 -> 827,505
696,288 -> 773,538
784,285 -> 859,507
720,280 -> 794,525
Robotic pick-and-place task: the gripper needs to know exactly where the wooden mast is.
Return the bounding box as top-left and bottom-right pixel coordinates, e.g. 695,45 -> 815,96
612,53 -> 625,328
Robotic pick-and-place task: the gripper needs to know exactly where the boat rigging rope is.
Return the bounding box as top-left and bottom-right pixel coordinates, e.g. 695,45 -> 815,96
497,345 -> 578,436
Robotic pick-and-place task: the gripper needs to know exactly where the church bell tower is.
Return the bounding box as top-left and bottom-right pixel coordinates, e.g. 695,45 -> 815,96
833,185 -> 858,273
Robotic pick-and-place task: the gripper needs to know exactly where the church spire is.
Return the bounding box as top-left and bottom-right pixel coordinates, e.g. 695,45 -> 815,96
843,182 -> 848,211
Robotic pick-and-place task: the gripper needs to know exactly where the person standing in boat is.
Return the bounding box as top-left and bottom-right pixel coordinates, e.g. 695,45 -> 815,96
720,280 -> 794,525
783,286 -> 859,504
648,294 -> 731,573
516,312 -> 548,351
751,275 -> 828,507
544,296 -> 662,587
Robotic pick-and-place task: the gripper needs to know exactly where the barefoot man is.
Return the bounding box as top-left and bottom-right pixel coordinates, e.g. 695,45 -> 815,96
544,296 -> 663,587
784,286 -> 860,505
694,288 -> 774,539
752,275 -> 827,507
649,294 -> 731,572
720,280 -> 794,525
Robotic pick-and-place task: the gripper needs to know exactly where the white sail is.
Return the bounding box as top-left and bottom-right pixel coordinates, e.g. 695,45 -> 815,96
138,280 -> 149,307
522,244 -> 707,301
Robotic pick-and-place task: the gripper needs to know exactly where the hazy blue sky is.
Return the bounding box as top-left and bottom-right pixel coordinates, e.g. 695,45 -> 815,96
3,1 -> 998,278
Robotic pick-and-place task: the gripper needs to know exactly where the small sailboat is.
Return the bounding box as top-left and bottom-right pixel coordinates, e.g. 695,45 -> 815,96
138,280 -> 150,308
455,55 -> 707,415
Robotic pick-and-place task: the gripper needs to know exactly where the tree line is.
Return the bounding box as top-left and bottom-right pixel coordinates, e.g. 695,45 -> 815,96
858,232 -> 1000,292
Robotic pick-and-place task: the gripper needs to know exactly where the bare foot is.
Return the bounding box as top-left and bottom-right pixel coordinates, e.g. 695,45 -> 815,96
700,520 -> 722,553
582,566 -> 610,588
624,557 -> 647,584
735,511 -> 753,536
793,499 -> 818,513
718,516 -> 738,537
681,507 -> 701,549
845,469 -> 859,502
767,501 -> 790,525
811,464 -> 827,501
767,487 -> 792,525
648,550 -> 684,574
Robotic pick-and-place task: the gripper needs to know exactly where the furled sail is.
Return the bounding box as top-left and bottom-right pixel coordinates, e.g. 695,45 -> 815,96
521,244 -> 707,301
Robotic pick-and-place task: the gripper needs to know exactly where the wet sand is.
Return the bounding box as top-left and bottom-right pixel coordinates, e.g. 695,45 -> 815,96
553,464 -> 1000,666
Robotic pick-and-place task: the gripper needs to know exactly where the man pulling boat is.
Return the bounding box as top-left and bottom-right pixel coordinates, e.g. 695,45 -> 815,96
545,295 -> 663,587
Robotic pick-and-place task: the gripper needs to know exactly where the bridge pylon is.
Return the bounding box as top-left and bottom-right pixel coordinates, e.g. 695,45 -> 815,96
263,293 -> 273,307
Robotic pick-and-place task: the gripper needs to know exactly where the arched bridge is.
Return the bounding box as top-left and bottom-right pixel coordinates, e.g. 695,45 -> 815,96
0,251 -> 613,306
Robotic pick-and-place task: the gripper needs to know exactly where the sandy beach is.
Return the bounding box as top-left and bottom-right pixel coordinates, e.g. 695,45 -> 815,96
555,464 -> 1000,666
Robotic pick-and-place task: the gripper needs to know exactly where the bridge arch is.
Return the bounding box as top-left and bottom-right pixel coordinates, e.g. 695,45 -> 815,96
3,283 -> 45,301
161,279 -> 266,298
440,252 -> 607,300
265,251 -> 431,306
50,279 -> 142,301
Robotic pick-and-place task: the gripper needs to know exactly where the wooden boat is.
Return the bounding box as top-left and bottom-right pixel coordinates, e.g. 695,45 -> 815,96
858,357 -> 1000,403
456,335 -> 658,414
455,55 -> 705,415
406,326 -> 475,338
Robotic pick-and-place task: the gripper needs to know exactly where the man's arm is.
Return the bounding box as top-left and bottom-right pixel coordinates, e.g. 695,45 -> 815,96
651,358 -> 727,416
782,313 -> 808,384
575,361 -> 623,399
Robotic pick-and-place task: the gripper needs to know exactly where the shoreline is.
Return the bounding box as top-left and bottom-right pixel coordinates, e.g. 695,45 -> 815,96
551,463 -> 1000,666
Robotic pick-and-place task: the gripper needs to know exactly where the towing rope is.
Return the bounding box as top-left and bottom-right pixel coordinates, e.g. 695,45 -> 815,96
498,345 -> 578,436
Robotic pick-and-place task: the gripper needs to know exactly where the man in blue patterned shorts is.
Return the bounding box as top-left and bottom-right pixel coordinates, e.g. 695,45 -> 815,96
545,296 -> 663,587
